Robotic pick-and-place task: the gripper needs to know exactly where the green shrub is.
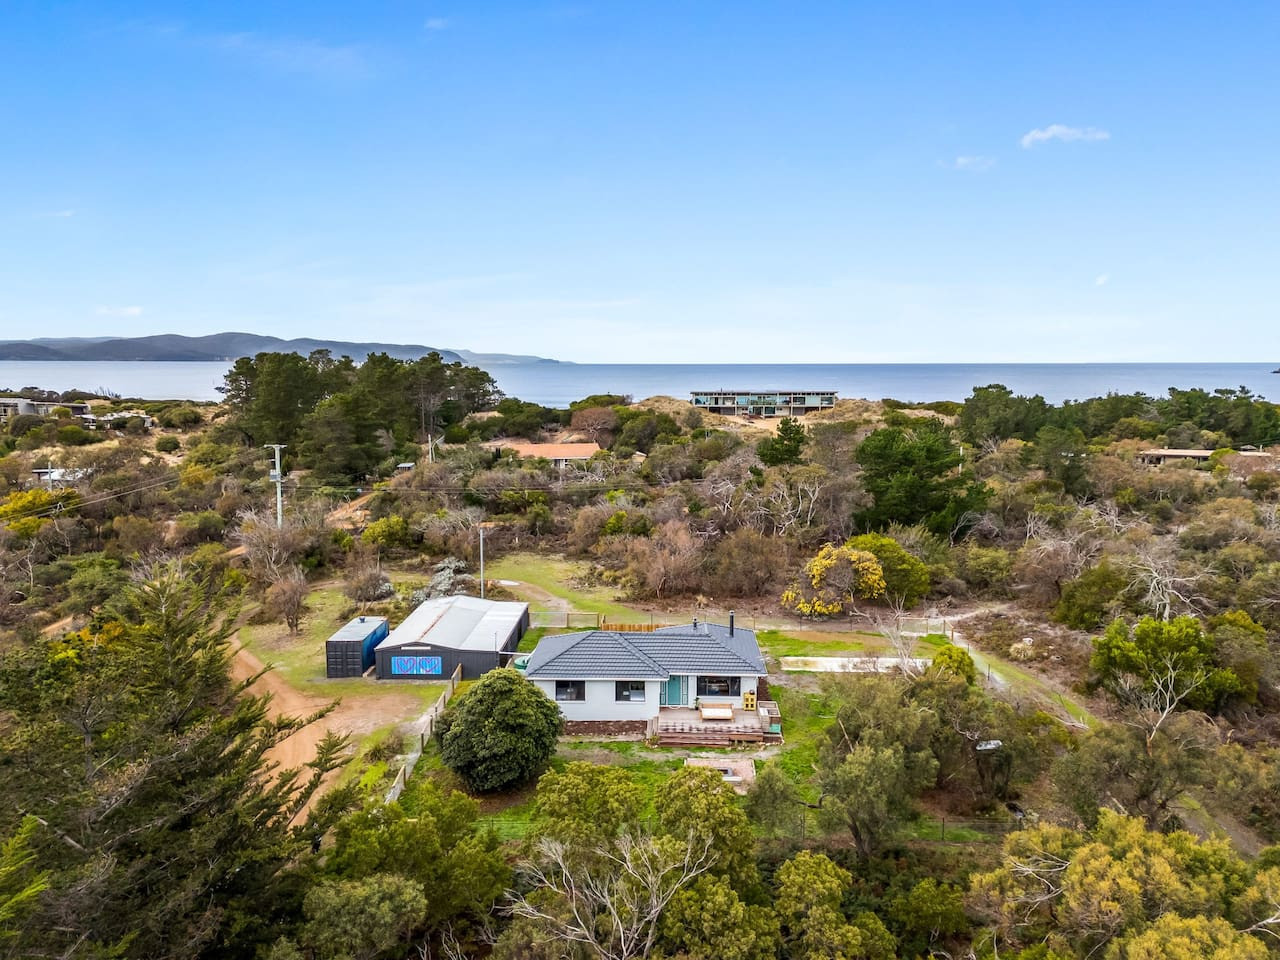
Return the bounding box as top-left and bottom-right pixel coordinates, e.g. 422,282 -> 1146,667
155,435 -> 181,453
157,406 -> 204,429
845,532 -> 930,606
437,669 -> 563,792
1055,561 -> 1127,630
7,414 -> 44,437
361,514 -> 412,548
955,543 -> 1013,593
56,425 -> 99,446
931,643 -> 977,684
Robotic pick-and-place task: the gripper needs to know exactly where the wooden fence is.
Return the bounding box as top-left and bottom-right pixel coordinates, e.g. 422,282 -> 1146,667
384,662 -> 463,804
530,610 -> 604,629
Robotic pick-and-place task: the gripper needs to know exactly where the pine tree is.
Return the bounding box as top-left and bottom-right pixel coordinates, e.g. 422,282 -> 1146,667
0,564 -> 348,959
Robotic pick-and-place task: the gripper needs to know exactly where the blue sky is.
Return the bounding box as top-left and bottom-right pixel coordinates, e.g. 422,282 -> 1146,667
2,2 -> 1277,362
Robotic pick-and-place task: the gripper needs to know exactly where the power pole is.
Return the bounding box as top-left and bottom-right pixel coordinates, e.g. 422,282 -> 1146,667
479,526 -> 486,599
264,444 -> 286,528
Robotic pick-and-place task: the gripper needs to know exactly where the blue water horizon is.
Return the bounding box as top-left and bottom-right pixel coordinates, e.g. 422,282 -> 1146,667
0,359 -> 1276,407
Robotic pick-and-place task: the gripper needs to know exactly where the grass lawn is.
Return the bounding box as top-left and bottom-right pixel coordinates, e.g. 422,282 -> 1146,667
767,686 -> 833,808
517,626 -> 547,652
237,585 -> 444,711
758,627 -> 887,659
485,552 -> 653,623
757,628 -> 948,660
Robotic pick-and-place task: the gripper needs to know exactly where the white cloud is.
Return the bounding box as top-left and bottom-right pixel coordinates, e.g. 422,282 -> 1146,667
96,305 -> 143,317
37,209 -> 75,218
1020,124 -> 1111,149
208,32 -> 369,79
424,18 -> 449,31
130,22 -> 370,81
952,155 -> 995,172
1095,274 -> 1109,286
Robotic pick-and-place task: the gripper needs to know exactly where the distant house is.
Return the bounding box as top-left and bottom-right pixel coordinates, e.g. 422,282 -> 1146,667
374,594 -> 530,680
690,390 -> 836,417
0,397 -> 92,425
1138,447 -> 1275,466
522,618 -> 777,742
499,441 -> 601,469
78,410 -> 154,431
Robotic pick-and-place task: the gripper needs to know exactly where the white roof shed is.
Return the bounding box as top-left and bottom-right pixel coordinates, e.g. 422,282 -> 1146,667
378,594 -> 528,654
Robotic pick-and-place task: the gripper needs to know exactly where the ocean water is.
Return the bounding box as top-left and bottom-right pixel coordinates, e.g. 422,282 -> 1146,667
0,360 -> 1276,407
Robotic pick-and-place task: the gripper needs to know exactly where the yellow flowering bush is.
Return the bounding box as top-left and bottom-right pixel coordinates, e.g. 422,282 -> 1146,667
781,544 -> 886,618
0,488 -> 79,539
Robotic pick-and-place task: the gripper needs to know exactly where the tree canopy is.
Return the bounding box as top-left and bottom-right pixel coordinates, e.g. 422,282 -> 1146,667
437,668 -> 563,792
854,417 -> 988,536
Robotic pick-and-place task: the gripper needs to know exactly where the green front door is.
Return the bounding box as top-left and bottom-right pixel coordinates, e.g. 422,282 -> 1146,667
663,675 -> 687,707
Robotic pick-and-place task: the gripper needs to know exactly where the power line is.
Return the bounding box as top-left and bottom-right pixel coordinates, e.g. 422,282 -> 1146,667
0,475 -> 180,529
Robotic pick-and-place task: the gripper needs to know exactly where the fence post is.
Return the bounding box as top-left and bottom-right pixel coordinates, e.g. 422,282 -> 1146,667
940,817 -> 946,842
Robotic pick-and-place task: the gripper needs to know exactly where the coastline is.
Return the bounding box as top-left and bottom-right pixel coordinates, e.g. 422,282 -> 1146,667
3,359 -> 1277,407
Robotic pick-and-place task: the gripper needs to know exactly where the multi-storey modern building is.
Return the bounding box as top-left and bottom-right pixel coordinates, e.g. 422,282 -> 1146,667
0,397 -> 91,425
689,390 -> 837,417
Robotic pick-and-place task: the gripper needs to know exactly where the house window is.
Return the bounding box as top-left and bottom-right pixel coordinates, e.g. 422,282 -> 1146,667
696,676 -> 741,697
615,681 -> 646,702
555,680 -> 586,702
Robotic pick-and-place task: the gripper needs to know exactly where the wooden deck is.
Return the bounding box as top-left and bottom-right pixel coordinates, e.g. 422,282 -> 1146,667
656,707 -> 766,746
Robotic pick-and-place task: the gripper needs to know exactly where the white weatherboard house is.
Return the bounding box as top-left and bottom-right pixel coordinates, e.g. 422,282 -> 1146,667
522,620 -> 765,725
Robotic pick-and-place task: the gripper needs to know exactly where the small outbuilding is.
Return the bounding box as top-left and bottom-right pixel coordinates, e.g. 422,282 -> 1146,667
325,615 -> 389,678
374,595 -> 530,680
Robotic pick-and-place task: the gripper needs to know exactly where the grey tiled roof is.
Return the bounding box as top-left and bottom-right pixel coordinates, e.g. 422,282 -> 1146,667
524,623 -> 763,679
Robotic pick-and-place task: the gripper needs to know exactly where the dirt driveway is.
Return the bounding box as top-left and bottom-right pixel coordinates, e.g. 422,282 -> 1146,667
230,640 -> 425,814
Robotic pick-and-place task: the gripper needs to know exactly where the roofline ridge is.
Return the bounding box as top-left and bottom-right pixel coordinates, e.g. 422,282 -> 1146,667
532,629 -> 667,677
529,629 -> 595,672
612,631 -> 667,674
701,631 -> 763,672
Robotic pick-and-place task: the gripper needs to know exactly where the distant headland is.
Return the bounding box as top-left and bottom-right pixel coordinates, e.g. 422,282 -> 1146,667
0,332 -> 561,366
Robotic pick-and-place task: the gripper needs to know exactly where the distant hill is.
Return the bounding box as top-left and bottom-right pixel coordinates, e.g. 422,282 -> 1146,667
0,333 -> 558,365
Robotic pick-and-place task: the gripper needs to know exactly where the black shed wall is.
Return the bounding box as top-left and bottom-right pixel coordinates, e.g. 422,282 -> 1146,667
375,616 -> 524,680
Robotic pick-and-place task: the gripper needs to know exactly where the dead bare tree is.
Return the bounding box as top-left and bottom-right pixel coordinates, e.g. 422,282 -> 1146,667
1087,500 -> 1144,537
569,406 -> 618,445
1257,502 -> 1280,533
1014,515 -> 1104,604
743,466 -> 832,537
626,521 -> 703,599
508,832 -> 715,960
266,565 -> 308,634
1124,543 -> 1208,620
869,598 -> 923,679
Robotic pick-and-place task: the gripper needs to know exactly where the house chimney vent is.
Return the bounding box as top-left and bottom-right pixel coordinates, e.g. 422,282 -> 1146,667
729,611 -> 735,636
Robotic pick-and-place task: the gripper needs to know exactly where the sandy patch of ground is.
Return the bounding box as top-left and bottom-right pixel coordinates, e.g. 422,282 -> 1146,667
684,756 -> 756,794
326,490 -> 377,529
230,640 -> 425,817
40,614 -> 79,637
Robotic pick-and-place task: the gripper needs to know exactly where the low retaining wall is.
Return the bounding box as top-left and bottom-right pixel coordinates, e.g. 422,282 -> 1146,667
563,719 -> 649,737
